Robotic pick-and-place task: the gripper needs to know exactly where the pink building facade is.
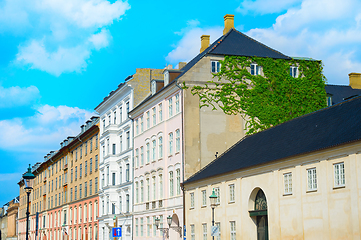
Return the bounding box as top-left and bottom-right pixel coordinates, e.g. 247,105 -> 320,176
130,81 -> 184,240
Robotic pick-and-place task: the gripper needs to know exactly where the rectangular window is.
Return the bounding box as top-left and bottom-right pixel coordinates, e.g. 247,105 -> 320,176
284,173 -> 292,194
119,167 -> 122,184
89,180 -> 92,195
175,94 -> 180,113
229,184 -> 235,202
170,171 -> 174,197
168,98 -> 173,117
230,221 -> 236,240
79,184 -> 82,198
147,178 -> 150,202
84,182 -> 87,197
211,61 -> 220,73
112,144 -> 116,155
176,169 -> 181,195
290,66 -> 298,78
191,224 -> 195,240
90,158 -> 92,173
136,119 -> 139,135
126,164 -> 130,182
159,103 -> 163,122
114,111 -> 116,124
141,146 -> 144,165
95,177 -> 98,193
136,218 -> 139,237
140,218 -> 144,236
159,174 -> 163,199
85,161 -> 87,175
216,222 -> 221,240
126,131 -> 130,149
334,162 -> 345,187
112,173 -> 116,185
126,102 -> 129,114
147,217 -> 150,237
95,155 -> 98,170
140,116 -> 144,132
141,181 -> 144,202
146,111 -> 150,129
146,143 -> 150,163
214,187 -> 220,204
159,136 -> 163,159
152,140 -> 156,161
152,176 -> 156,200
175,129 -> 180,153
135,182 -> 139,203
135,148 -> 139,168
202,223 -> 207,240
202,190 -> 206,206
169,132 -> 173,155
119,107 -> 123,123
190,193 -> 194,208
152,107 -> 156,126
119,135 -> 123,152
251,63 -> 260,75
79,164 -> 82,178
95,135 -> 98,149
307,168 -> 317,191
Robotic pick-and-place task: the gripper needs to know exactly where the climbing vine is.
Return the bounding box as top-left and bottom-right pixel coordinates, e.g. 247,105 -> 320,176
188,56 -> 327,134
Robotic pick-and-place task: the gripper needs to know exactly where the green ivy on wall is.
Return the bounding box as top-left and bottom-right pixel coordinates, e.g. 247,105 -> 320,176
188,56 -> 327,134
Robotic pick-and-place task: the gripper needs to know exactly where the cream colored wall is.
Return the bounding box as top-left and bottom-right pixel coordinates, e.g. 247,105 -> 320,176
180,55 -> 245,180
185,141 -> 361,240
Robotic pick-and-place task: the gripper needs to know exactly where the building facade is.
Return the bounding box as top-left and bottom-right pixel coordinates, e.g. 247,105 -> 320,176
17,117 -> 100,240
0,197 -> 18,240
183,96 -> 361,240
95,68 -> 163,240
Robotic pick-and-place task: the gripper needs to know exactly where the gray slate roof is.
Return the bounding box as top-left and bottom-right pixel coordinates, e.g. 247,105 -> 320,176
326,84 -> 361,105
184,96 -> 361,184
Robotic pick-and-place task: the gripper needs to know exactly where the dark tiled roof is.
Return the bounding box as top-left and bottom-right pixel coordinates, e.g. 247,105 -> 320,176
326,84 -> 361,105
176,29 -> 291,81
184,96 -> 361,184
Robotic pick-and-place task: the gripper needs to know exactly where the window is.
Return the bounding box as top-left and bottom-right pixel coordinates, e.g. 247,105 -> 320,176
135,182 -> 139,203
202,223 -> 207,240
147,217 -> 150,236
107,139 -> 109,155
334,162 -> 345,187
175,129 -> 180,153
140,147 -> 144,165
152,176 -> 156,200
211,60 -> 220,73
119,135 -> 123,152
168,98 -> 173,117
140,116 -> 144,132
284,173 -> 292,194
175,94 -> 180,113
90,158 -> 92,173
140,218 -> 144,236
290,66 -> 298,78
169,171 -> 174,197
202,190 -> 206,206
141,181 -> 144,202
229,184 -> 235,202
126,164 -> 130,182
152,140 -> 156,161
114,111 -> 116,124
216,222 -> 221,240
95,177 -> 98,193
168,132 -> 173,155
190,193 -> 194,208
119,107 -> 123,123
151,80 -> 156,94
146,143 -> 150,163
191,224 -> 195,240
112,203 -> 115,214
95,155 -> 98,171
251,63 -> 260,75
89,180 -> 92,195
136,119 -> 139,135
176,169 -> 181,195
214,187 -> 220,204
158,136 -> 163,159
95,135 -> 98,149
230,221 -> 236,240
119,167 -> 122,184
146,111 -> 150,129
159,174 -> 163,199
79,184 -> 82,198
126,194 -> 130,212
307,168 -> 317,191
75,167 -> 77,180
153,216 -> 157,236
112,144 -> 116,155
152,107 -> 156,126
146,178 -> 150,201
159,103 -> 163,122
126,131 -> 130,149
80,164 -> 82,178
75,187 -> 77,200
126,102 -> 129,114
112,173 -> 116,185
135,148 -> 139,168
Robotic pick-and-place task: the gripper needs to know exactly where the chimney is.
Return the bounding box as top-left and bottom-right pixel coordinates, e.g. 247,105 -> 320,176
200,35 -> 210,53
349,73 -> 361,89
178,62 -> 187,70
223,14 -> 235,35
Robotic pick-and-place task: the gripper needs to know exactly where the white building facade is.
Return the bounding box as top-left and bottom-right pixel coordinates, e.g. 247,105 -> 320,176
95,83 -> 134,240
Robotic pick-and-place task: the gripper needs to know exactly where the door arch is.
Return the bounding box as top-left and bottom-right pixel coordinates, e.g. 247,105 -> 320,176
249,188 -> 268,240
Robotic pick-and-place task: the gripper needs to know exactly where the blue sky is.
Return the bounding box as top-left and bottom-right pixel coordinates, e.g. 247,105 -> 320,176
1,0 -> 361,205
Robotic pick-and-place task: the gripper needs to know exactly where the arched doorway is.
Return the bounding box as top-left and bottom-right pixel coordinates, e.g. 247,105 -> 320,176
249,189 -> 268,240
168,214 -> 182,240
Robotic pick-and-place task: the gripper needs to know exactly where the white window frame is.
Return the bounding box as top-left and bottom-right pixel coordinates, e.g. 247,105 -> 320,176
284,172 -> 292,195
168,132 -> 173,156
191,224 -> 195,240
214,187 -> 220,204
211,61 -> 220,73
307,168 -> 317,191
190,193 -> 194,209
202,190 -> 207,207
334,162 -> 345,187
229,184 -> 235,203
175,129 -> 180,153
169,98 -> 173,118
290,66 -> 298,78
230,221 -> 236,240
202,223 -> 207,240
250,63 -> 260,76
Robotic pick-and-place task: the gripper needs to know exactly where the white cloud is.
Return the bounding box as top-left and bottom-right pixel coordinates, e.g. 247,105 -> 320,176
0,104 -> 94,151
0,0 -> 130,75
0,85 -> 40,108
166,22 -> 223,64
237,0 -> 302,14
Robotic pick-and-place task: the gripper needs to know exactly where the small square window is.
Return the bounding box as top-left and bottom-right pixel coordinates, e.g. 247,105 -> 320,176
211,61 -> 220,73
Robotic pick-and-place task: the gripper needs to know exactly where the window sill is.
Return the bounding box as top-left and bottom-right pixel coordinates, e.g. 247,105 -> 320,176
283,193 -> 293,196
306,189 -> 317,193
228,201 -> 235,204
201,205 -> 207,208
333,185 -> 345,190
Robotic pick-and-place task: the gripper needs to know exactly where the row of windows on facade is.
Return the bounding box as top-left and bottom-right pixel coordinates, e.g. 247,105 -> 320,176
101,164 -> 130,188
188,162 -> 346,209
74,135 -> 99,161
134,130 -> 181,168
103,131 -> 131,157
189,221 -> 236,240
134,169 -> 181,204
211,60 -> 299,78
103,101 -> 130,129
134,215 -> 165,238
101,194 -> 130,216
135,94 -> 180,136
70,155 -> 99,184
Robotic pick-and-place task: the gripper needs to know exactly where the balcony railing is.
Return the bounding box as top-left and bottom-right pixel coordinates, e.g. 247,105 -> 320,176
158,200 -> 163,208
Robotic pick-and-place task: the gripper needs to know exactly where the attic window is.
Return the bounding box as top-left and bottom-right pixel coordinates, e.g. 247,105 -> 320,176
164,71 -> 169,85
250,64 -> 260,75
290,66 -> 298,78
151,80 -> 156,95
211,61 -> 220,73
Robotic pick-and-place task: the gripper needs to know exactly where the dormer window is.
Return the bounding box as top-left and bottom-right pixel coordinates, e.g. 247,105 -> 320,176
290,66 -> 298,78
211,61 -> 220,73
164,71 -> 169,85
151,80 -> 156,95
250,64 -> 260,75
